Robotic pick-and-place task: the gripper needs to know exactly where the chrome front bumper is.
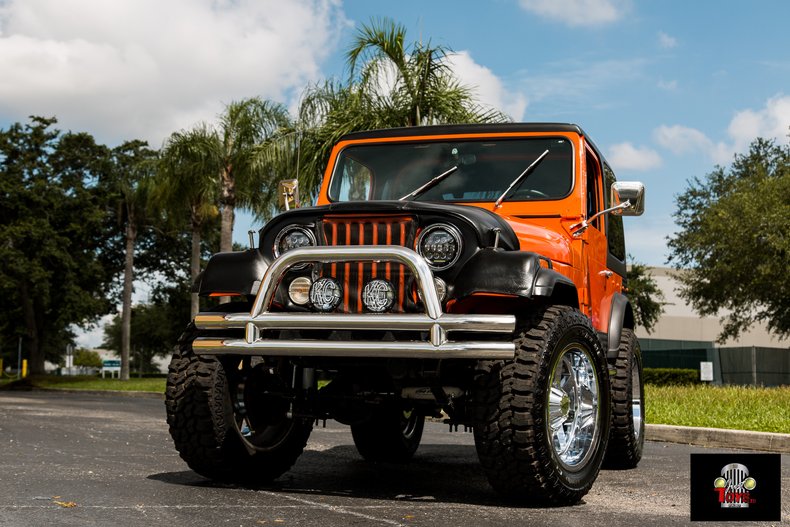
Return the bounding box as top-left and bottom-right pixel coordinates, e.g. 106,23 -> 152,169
193,246 -> 516,360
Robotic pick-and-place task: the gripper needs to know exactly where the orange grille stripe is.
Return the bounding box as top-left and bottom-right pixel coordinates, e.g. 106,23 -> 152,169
331,222 -> 338,275
372,220 -> 378,276
385,222 -> 392,280
344,222 -> 351,309
398,222 -> 406,310
357,222 -> 364,313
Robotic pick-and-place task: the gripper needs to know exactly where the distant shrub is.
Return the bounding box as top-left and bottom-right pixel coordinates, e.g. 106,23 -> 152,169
643,367 -> 700,386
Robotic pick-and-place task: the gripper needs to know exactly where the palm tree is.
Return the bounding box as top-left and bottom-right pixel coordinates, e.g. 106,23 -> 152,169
214,98 -> 291,252
156,126 -> 219,318
275,18 -> 509,199
347,17 -> 506,127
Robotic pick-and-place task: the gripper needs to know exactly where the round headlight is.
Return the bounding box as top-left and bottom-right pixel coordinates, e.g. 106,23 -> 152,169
288,277 -> 312,305
274,225 -> 316,259
417,224 -> 462,270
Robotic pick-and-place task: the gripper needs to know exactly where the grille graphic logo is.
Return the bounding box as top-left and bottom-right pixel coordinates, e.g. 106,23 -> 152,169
714,463 -> 757,508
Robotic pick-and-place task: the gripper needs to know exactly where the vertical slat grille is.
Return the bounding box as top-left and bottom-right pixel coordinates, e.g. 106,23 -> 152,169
321,216 -> 416,313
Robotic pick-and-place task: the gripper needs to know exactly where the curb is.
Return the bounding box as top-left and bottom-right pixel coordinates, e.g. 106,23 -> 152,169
1,386 -> 163,400
646,424 -> 790,453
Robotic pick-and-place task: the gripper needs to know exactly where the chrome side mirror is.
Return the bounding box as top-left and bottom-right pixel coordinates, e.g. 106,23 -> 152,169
278,179 -> 300,211
611,181 -> 645,216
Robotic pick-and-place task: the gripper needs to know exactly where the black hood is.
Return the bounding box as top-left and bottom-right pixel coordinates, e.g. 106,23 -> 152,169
259,200 -> 518,254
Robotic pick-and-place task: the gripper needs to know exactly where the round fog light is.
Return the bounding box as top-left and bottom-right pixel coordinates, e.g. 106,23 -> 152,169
288,277 -> 312,305
362,279 -> 395,312
434,277 -> 447,302
309,278 -> 342,312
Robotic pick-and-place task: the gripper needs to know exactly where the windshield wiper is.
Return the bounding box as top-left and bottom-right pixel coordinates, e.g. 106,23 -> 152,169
399,165 -> 459,201
494,149 -> 550,209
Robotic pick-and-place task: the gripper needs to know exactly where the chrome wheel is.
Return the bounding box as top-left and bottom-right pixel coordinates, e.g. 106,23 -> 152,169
401,410 -> 420,440
547,344 -> 601,471
631,360 -> 642,441
233,366 -> 296,453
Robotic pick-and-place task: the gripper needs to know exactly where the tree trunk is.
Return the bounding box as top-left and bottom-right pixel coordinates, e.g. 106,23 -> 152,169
219,165 -> 235,254
190,207 -> 201,319
20,281 -> 44,375
121,222 -> 137,381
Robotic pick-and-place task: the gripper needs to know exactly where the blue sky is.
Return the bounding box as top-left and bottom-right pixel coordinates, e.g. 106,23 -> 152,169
2,0 -> 789,269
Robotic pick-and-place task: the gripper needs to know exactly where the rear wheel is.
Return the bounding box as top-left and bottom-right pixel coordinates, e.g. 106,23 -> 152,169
351,407 -> 425,463
603,328 -> 644,469
165,324 -> 312,483
473,305 -> 611,505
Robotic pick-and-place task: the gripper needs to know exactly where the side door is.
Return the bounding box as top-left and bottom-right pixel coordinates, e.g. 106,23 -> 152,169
582,144 -> 611,333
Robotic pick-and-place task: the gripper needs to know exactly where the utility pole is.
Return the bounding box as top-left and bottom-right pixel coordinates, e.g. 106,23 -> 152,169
17,337 -> 22,380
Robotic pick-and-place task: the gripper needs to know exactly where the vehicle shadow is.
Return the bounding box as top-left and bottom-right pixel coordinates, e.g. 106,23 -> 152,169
149,444 -> 582,508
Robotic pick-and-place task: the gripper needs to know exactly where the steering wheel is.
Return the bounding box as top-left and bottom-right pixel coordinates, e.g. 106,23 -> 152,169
518,188 -> 550,198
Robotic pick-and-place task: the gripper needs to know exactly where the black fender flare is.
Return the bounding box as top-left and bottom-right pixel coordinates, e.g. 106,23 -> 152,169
453,249 -> 578,308
195,249 -> 268,297
607,292 -> 635,358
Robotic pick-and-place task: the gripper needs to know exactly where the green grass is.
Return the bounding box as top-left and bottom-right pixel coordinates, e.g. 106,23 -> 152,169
3,376 -> 789,434
646,384 -> 790,434
4,375 -> 165,393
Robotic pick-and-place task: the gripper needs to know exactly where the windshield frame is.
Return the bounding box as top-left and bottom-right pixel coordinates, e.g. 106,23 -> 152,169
325,135 -> 577,204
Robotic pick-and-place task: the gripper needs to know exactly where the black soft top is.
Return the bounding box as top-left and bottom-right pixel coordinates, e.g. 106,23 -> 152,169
339,122 -> 584,140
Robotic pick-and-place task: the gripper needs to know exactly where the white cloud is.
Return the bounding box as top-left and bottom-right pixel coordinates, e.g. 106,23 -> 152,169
657,79 -> 678,91
654,125 -> 715,155
654,94 -> 790,164
727,94 -> 790,151
607,142 -> 662,171
658,31 -> 678,49
0,0 -> 347,146
518,0 -> 630,27
446,51 -> 528,121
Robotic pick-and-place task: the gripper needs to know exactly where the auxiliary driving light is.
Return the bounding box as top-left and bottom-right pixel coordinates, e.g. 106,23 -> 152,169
288,277 -> 312,305
417,277 -> 447,303
309,277 -> 342,312
362,279 -> 395,312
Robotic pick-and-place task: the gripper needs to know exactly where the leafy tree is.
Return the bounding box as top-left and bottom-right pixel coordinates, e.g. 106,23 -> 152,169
106,141 -> 158,380
668,136 -> 790,341
74,349 -> 103,369
0,117 -> 116,373
102,281 -> 191,373
626,258 -> 665,333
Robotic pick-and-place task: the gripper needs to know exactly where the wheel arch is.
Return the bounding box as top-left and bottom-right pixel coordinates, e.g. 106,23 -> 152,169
452,249 -> 579,309
607,293 -> 635,358
195,249 -> 268,297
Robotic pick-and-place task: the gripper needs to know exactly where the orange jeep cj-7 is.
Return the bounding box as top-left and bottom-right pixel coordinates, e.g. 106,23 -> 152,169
165,123 -> 646,505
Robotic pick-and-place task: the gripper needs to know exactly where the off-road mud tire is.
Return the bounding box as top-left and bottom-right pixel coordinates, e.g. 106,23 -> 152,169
165,323 -> 312,483
472,305 -> 611,506
351,407 -> 425,463
603,328 -> 644,469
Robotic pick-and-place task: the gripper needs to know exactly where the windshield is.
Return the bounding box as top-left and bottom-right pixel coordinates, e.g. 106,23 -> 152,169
329,137 -> 573,203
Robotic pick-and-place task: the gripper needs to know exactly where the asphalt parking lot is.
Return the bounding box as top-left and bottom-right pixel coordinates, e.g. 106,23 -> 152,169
0,391 -> 786,526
